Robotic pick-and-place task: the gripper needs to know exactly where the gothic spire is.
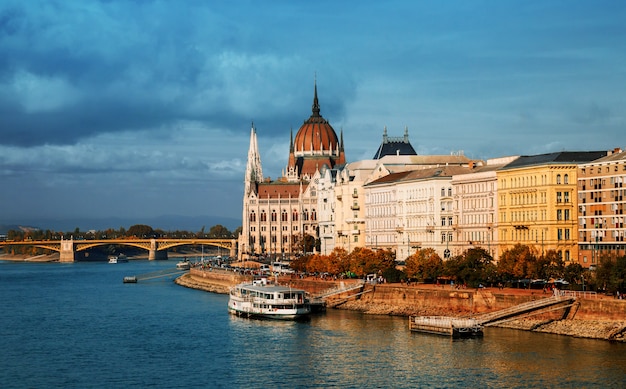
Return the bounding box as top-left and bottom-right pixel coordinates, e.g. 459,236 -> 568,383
312,78 -> 320,117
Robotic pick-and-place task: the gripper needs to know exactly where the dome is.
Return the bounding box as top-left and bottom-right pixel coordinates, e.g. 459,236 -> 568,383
293,84 -> 339,156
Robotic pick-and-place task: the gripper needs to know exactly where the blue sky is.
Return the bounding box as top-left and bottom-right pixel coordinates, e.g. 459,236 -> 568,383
1,0 -> 624,231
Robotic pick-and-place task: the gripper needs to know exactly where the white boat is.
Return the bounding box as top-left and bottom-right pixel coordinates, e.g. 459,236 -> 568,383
108,254 -> 128,264
176,259 -> 191,270
228,278 -> 310,320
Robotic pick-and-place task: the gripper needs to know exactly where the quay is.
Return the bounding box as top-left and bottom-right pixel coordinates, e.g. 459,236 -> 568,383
174,268 -> 626,342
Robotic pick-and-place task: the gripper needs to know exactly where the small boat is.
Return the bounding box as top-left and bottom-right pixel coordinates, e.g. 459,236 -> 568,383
228,278 -> 311,320
108,254 -> 128,264
176,259 -> 191,270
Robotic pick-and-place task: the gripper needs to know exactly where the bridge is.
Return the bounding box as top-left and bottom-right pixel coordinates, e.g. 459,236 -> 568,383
0,238 -> 237,262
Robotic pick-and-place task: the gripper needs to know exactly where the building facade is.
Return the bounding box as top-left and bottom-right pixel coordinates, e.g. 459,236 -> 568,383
451,157 -> 518,260
577,148 -> 626,267
240,83 -> 345,259
496,151 -> 607,264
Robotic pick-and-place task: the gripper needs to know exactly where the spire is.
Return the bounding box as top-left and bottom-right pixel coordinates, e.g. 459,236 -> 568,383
244,123 -> 263,191
340,128 -> 344,150
312,78 -> 320,117
404,126 -> 409,143
290,127 -> 294,152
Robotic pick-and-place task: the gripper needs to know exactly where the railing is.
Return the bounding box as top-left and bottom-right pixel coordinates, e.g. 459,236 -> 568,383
312,281 -> 365,299
473,295 -> 576,325
562,290 -> 597,299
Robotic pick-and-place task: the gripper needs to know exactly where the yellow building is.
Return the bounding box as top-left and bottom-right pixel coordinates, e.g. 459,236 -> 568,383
497,151 -> 607,264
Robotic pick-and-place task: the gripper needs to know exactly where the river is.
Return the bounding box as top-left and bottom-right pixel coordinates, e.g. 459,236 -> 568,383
1,259 -> 624,388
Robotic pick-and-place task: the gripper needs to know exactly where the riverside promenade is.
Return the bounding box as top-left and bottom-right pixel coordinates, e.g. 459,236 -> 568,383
176,267 -> 626,342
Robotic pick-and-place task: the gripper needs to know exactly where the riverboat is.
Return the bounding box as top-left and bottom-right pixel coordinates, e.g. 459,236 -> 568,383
176,259 -> 191,270
228,278 -> 310,320
108,254 -> 128,264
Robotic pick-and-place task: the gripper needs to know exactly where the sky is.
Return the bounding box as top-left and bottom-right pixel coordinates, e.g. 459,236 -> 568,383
1,0 -> 625,231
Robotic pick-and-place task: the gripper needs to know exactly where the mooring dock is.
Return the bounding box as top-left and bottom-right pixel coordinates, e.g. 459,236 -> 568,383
409,295 -> 578,338
409,316 -> 484,338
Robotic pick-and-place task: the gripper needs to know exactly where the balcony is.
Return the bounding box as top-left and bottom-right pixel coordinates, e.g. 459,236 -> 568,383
350,230 -> 360,235
351,204 -> 360,210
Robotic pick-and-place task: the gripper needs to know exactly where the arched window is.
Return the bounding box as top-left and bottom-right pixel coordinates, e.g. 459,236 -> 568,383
281,210 -> 288,222
556,174 -> 561,184
311,209 -> 317,221
249,211 -> 256,222
260,210 -> 267,222
271,210 -> 277,222
292,209 -> 298,222
564,174 -> 569,184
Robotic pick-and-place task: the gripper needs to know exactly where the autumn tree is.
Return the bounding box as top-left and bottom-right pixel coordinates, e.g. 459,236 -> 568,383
497,244 -> 538,281
405,248 -> 443,282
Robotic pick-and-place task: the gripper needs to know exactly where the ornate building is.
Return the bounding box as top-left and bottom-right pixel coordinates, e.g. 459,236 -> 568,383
240,83 -> 345,259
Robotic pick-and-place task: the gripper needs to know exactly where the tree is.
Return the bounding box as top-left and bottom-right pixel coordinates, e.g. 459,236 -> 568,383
328,247 -> 350,275
127,224 -> 154,238
405,248 -> 442,282
457,248 -> 493,287
497,244 -> 538,281
293,234 -> 316,254
208,224 -> 231,238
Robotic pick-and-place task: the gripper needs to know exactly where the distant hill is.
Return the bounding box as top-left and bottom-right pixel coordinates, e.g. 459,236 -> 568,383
0,215 -> 241,234
0,225 -> 41,235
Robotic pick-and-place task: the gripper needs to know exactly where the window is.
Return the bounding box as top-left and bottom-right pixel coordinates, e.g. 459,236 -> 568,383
556,174 -> 561,184
557,192 -> 562,203
260,211 -> 267,222
564,174 -> 569,184
441,217 -> 446,226
564,191 -> 570,203
558,229 -> 563,240
292,210 -> 298,221
281,210 -> 288,222
557,210 -> 562,221
249,211 -> 256,222
448,217 -> 453,226
564,209 -> 570,221
271,210 -> 277,222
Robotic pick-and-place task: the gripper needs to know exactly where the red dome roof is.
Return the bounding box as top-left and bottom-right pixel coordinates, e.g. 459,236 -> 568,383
293,85 -> 339,154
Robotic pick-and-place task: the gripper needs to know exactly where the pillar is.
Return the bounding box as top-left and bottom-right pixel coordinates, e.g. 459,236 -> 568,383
59,238 -> 76,262
229,239 -> 237,259
148,239 -> 168,260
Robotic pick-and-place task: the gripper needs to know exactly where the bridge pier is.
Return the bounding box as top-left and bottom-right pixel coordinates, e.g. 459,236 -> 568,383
230,240 -> 237,259
59,238 -> 76,262
149,239 -> 168,260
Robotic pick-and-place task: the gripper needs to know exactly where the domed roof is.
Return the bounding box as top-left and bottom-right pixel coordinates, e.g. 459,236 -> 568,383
293,84 -> 339,155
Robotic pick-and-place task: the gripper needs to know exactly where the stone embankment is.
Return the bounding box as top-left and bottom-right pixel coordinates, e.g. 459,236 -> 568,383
175,269 -> 626,342
175,268 -> 250,294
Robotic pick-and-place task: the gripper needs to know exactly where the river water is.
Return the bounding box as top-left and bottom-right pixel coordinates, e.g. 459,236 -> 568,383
1,259 -> 624,388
